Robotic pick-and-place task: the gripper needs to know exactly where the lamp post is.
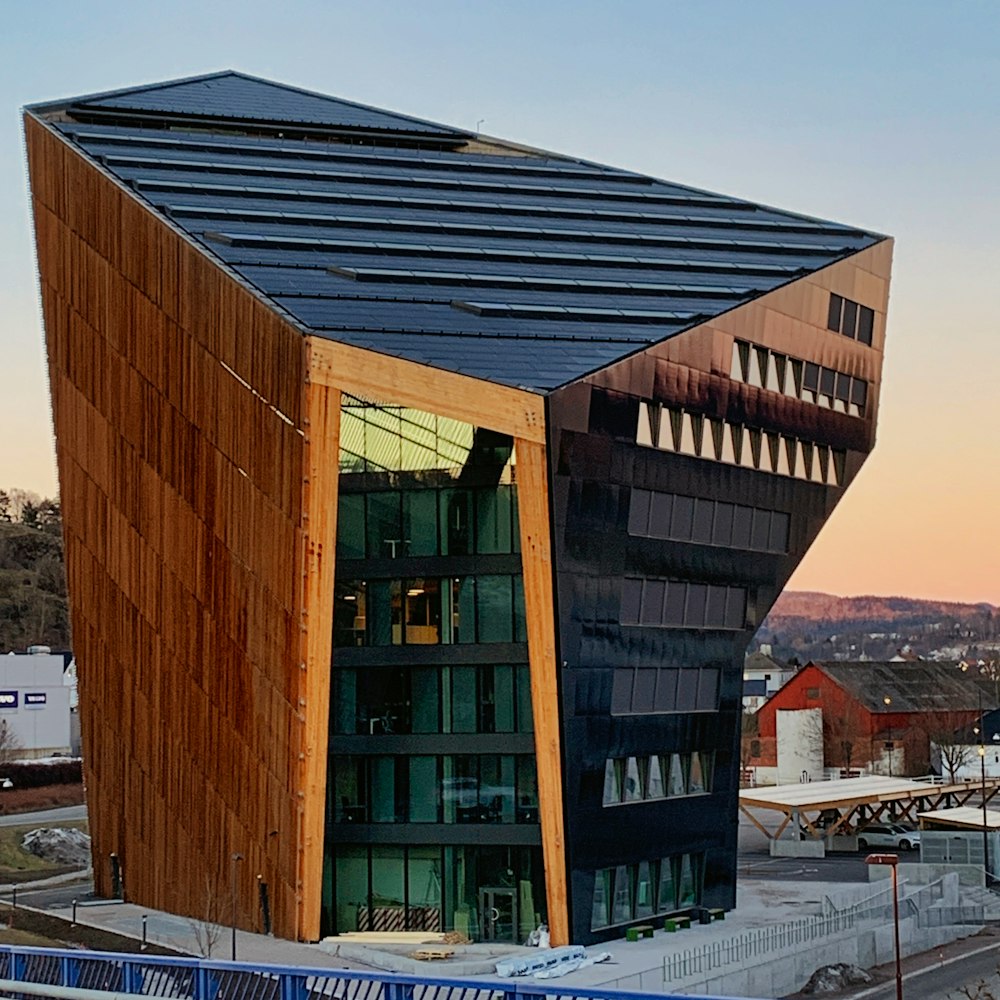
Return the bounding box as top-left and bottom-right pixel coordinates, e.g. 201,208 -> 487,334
231,852 -> 243,961
865,853 -> 902,1000
976,692 -> 991,888
883,696 -> 893,776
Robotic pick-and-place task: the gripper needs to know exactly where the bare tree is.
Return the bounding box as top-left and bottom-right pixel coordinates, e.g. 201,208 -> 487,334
2,489 -> 41,523
925,711 -> 979,783
0,720 -> 22,765
823,700 -> 866,775
188,874 -> 225,958
739,709 -> 760,784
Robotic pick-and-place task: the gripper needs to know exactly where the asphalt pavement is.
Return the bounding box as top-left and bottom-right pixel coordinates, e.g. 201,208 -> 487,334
837,929 -> 1000,1000
0,804 -> 87,827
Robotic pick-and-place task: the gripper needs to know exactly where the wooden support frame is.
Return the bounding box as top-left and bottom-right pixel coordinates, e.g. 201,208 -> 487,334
296,364 -> 342,940
307,336 -> 545,444
514,436 -> 568,946
741,777 -> 1000,842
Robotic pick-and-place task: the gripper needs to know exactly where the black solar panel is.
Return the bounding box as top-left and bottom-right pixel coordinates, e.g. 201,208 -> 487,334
68,72 -> 465,137
36,72 -> 886,391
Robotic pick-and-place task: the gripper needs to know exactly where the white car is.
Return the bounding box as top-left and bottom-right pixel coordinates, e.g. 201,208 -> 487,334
857,824 -> 920,851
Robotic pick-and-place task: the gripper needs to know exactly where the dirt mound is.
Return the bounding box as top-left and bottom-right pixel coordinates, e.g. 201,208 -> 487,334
21,827 -> 90,867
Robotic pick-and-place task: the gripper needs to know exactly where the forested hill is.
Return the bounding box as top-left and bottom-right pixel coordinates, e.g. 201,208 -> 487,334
0,490 -> 69,652
755,591 -> 999,663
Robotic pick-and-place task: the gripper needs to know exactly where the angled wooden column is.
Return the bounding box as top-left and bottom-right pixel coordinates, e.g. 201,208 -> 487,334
515,436 -> 569,945
296,364 -> 341,940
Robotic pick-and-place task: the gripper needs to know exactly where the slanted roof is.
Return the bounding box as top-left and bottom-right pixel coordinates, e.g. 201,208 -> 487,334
741,775 -> 929,811
29,72 -> 887,393
810,661 -> 995,714
745,651 -> 788,674
950,707 -> 1000,743
49,71 -> 469,140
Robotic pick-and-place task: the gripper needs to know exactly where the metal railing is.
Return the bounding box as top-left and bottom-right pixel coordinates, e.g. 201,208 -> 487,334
661,876 -> 970,987
0,946 -> 758,1000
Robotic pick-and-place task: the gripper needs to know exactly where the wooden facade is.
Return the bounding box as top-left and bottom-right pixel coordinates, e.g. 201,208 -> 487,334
27,115 -> 314,939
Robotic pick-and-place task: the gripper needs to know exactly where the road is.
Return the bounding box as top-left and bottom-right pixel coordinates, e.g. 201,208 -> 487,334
0,804 -> 87,827
852,940 -> 1000,1000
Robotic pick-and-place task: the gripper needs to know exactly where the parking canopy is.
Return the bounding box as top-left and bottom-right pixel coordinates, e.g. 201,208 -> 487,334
740,775 -> 1000,841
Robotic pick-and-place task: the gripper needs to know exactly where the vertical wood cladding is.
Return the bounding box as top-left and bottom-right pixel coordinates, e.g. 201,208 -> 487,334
25,114 -> 320,939
514,437 -> 569,946
297,372 -> 341,938
548,248 -> 892,942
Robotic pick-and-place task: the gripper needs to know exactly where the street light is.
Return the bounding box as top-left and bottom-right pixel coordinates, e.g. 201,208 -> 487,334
231,852 -> 244,961
883,696 -> 893,776
865,853 -> 902,1000
975,691 -> 992,888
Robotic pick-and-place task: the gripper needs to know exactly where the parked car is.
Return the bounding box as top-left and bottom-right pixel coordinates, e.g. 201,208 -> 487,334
857,823 -> 920,851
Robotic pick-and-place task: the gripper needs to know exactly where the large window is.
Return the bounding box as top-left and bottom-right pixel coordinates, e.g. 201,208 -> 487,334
332,664 -> 533,735
330,754 -> 539,825
329,395 -> 535,943
603,752 -> 715,805
636,402 -> 847,486
730,338 -> 870,415
827,293 -> 875,346
338,485 -> 520,560
334,575 -> 527,647
331,844 -> 544,938
590,855 -> 705,930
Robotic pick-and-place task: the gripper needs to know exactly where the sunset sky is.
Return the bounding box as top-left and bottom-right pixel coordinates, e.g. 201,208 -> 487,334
2,1 -> 997,605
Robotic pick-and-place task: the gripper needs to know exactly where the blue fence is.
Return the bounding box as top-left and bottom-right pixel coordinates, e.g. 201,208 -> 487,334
0,946 -> 755,999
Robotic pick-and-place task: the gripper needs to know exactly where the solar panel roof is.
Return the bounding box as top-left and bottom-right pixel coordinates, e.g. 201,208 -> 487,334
29,72 -> 887,393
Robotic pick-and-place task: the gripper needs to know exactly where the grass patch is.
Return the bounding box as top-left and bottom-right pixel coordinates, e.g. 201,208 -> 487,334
0,926 -> 64,947
0,904 -> 181,955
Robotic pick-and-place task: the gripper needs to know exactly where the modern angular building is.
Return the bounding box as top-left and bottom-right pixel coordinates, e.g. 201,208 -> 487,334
24,72 -> 892,945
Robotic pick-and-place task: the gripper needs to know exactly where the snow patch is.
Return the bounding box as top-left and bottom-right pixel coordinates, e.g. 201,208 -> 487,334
22,827 -> 91,867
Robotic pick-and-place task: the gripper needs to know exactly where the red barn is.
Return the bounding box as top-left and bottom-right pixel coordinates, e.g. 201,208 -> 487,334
752,661 -> 991,777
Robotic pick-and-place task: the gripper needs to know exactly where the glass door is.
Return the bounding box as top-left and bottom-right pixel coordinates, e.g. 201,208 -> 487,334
479,887 -> 517,942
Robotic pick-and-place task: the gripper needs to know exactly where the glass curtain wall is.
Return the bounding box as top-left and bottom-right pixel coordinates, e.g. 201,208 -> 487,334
324,396 -> 543,941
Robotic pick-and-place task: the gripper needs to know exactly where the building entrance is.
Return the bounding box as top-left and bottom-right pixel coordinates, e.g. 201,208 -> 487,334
479,887 -> 517,942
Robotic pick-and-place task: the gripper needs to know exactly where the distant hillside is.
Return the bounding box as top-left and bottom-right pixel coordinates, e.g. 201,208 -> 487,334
0,492 -> 70,653
754,591 -> 999,663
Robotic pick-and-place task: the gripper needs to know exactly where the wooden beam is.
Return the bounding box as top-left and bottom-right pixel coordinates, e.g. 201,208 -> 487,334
295,368 -> 341,940
739,805 -> 775,841
307,335 -> 546,444
514,436 -> 568,946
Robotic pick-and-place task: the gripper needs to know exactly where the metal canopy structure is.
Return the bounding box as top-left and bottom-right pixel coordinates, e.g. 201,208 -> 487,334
740,776 -> 1000,842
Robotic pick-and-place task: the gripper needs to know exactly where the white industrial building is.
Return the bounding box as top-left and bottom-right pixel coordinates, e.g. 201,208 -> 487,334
0,650 -> 74,758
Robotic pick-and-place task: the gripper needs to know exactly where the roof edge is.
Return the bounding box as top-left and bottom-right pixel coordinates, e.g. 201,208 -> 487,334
24,69 -> 237,116
25,69 -> 477,141
544,234 -> 892,395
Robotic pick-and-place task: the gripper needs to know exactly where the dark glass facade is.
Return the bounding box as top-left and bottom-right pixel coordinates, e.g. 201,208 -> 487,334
323,396 -> 544,941
548,366 -> 862,942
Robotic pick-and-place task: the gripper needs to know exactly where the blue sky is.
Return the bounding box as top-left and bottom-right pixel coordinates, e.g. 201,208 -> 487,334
2,1 -> 999,602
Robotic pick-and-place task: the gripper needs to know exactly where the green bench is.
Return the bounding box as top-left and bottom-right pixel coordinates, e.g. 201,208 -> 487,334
664,915 -> 691,932
625,924 -> 655,942
708,908 -> 725,921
